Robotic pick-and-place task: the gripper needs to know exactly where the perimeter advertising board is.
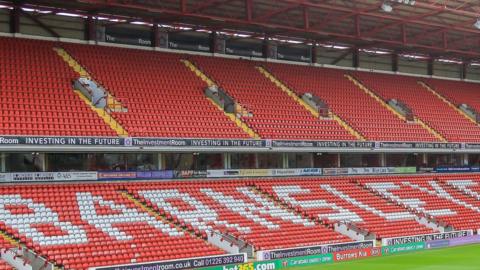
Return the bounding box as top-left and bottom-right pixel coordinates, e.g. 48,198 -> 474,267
256,241 -> 374,261
89,254 -> 247,270
382,242 -> 426,255
381,230 -> 472,246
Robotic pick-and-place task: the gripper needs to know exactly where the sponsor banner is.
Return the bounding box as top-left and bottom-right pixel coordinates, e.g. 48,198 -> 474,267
322,168 -> 349,176
272,140 -> 375,149
0,136 -> 471,151
0,136 -> 123,146
435,167 -> 480,173
201,261 -> 281,270
90,253 -> 247,270
333,247 -> 382,262
174,170 -> 208,179
256,241 -> 374,261
0,172 -> 98,182
419,167 -> 435,173
323,167 -> 416,176
207,168 -> 322,178
136,171 -> 175,179
382,230 -> 472,246
426,235 -> 480,250
130,138 -> 266,148
378,142 -> 462,149
425,240 -> 450,249
394,167 -> 417,173
279,253 -> 333,268
238,169 -> 270,177
382,242 -> 425,255
97,171 -> 137,180
464,143 -> 480,149
448,234 -> 480,247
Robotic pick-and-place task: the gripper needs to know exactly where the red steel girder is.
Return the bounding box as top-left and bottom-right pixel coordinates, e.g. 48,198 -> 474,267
12,0 -> 480,57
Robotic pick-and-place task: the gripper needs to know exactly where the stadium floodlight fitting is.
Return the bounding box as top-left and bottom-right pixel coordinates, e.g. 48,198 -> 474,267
381,2 -> 393,12
474,19 -> 480,29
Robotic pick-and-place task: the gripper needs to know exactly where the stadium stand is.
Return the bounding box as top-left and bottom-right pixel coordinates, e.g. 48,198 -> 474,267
352,71 -> 480,142
423,78 -> 480,119
0,175 -> 480,268
0,183 -> 224,269
0,37 -> 116,137
357,175 -> 480,230
127,180 -> 352,250
0,261 -> 11,270
190,56 -> 358,141
264,63 -> 439,142
254,178 -> 435,239
0,236 -> 14,270
62,44 -> 250,139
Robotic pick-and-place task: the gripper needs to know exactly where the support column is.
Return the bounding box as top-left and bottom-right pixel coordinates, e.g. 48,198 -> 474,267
427,57 -> 434,76
85,15 -> 96,41
151,23 -> 159,48
422,153 -> 428,166
9,3 -> 20,34
157,153 -> 163,170
463,153 -> 469,166
209,31 -> 217,53
311,43 -> 317,64
262,38 -> 269,59
283,153 -> 288,169
460,62 -> 467,80
392,53 -> 399,72
36,153 -> 46,172
380,153 -> 386,167
224,153 -> 231,169
1,153 -> 5,172
352,47 -> 360,68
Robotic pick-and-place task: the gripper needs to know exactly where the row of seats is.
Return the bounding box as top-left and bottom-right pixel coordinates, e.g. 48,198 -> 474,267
264,63 -> 438,142
0,174 -> 480,269
357,174 -> 480,230
0,233 -> 15,270
353,72 -> 480,142
63,44 -> 251,139
190,56 -> 357,141
254,179 -> 435,239
0,37 -> 117,137
3,37 -> 480,142
0,184 -> 224,270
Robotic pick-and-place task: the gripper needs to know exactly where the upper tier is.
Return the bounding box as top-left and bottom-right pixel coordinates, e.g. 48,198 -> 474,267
2,36 -> 480,142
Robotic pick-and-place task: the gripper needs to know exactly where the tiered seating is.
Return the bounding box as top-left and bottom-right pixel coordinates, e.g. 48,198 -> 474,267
0,236 -> 14,270
357,175 -> 480,230
424,78 -> 480,114
255,178 -> 435,239
190,56 -> 357,140
0,183 -> 224,270
265,64 -> 438,142
128,181 -> 352,250
63,44 -> 250,139
353,71 -> 480,142
0,260 -> 11,270
0,37 -> 116,136
443,174 -> 480,201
